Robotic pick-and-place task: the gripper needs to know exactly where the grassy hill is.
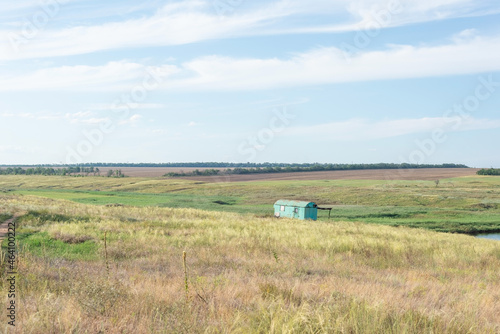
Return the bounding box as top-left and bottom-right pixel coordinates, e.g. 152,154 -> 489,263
0,192 -> 500,332
2,175 -> 500,233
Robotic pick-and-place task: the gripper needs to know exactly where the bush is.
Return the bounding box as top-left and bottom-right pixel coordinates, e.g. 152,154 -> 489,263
477,168 -> 500,176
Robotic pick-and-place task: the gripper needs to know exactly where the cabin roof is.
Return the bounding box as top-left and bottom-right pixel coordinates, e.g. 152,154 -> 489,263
274,199 -> 316,208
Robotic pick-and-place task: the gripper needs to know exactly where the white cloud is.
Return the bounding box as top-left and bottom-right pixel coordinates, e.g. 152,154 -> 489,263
282,117 -> 500,141
0,0 -> 63,15
71,117 -> 110,124
89,103 -> 165,111
1,111 -> 62,120
0,110 -> 112,125
1,112 -> 34,118
167,33 -> 500,91
452,28 -> 479,43
0,0 -> 286,60
1,0 -> 498,60
1,32 -> 500,92
0,61 -> 177,91
341,0 -> 499,29
0,145 -> 37,154
119,114 -> 142,125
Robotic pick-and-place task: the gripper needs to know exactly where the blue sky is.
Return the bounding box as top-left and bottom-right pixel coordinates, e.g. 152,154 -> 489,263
1,0 -> 499,166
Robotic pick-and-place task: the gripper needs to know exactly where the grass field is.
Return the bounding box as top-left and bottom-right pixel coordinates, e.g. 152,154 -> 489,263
1,173 -> 500,332
0,196 -> 500,333
0,194 -> 499,333
1,174 -> 500,233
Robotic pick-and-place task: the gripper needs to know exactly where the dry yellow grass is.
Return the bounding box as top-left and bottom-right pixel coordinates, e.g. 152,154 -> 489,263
0,194 -> 499,333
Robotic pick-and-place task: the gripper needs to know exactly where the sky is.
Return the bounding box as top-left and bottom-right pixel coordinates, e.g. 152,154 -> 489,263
0,0 -> 499,166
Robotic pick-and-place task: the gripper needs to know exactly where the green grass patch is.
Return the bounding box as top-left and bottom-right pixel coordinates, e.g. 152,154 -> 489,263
15,231 -> 98,261
322,205 -> 500,234
0,213 -> 12,223
14,189 -> 242,209
17,210 -> 93,227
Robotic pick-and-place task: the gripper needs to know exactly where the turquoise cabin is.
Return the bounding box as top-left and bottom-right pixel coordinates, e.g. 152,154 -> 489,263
274,200 -> 318,220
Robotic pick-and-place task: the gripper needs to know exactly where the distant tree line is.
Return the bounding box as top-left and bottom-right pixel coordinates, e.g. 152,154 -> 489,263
1,162 -> 280,168
0,162 -> 469,169
0,166 -> 125,178
477,168 -> 500,176
164,163 -> 469,177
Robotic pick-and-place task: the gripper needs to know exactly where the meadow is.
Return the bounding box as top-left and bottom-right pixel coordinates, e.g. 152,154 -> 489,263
0,173 -> 500,333
1,174 -> 500,234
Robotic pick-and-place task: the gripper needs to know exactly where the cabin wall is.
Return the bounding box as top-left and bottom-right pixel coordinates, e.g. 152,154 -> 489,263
274,204 -> 317,220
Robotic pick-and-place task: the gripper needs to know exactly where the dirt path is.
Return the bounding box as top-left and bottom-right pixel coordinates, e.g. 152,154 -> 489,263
0,216 -> 15,243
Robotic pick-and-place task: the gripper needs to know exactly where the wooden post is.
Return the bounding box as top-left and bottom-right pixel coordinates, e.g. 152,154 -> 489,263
183,251 -> 189,302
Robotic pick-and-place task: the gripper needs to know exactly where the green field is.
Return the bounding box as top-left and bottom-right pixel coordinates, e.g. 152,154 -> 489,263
1,175 -> 500,332
2,175 -> 500,234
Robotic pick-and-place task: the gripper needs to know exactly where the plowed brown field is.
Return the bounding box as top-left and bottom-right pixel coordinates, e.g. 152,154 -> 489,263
92,167 -> 479,181
180,168 -> 479,182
